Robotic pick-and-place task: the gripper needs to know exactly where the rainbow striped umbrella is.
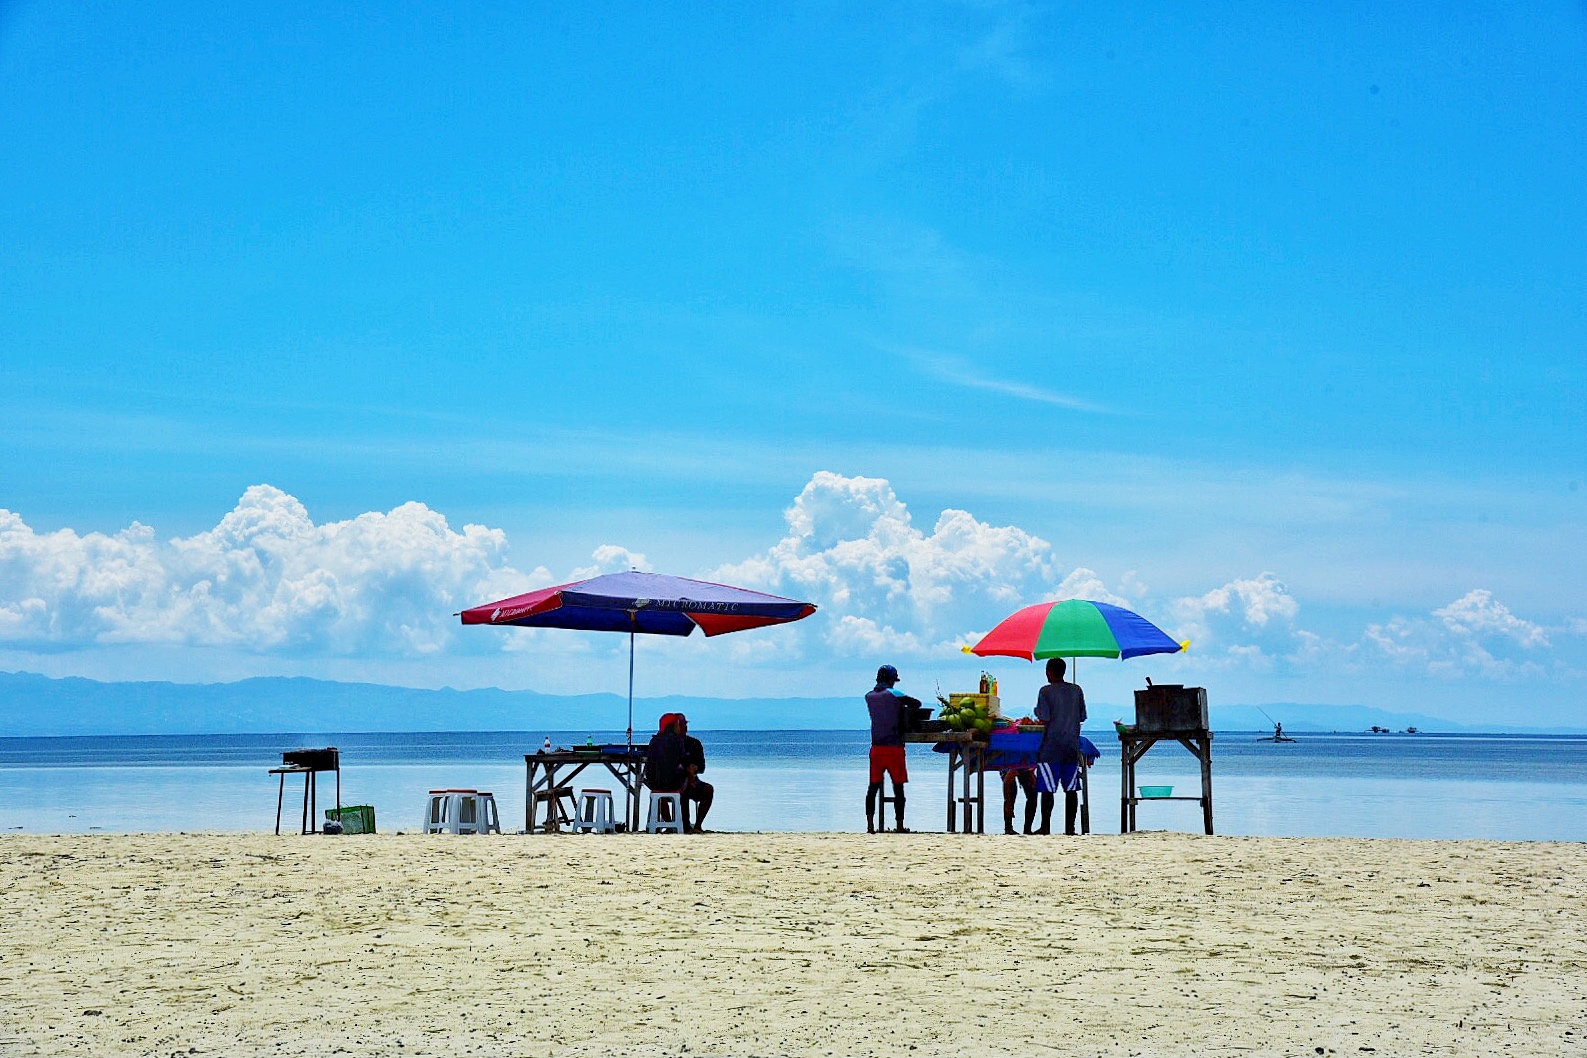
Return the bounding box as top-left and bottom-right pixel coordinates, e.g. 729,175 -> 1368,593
968,599 -> 1186,661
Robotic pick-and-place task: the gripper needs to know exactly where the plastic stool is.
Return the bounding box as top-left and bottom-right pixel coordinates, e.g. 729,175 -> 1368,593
423,789 -> 501,835
574,789 -> 617,834
646,792 -> 684,834
476,792 -> 502,834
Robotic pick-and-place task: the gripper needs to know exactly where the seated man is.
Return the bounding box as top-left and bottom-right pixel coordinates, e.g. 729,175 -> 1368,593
643,714 -> 689,806
676,714 -> 714,833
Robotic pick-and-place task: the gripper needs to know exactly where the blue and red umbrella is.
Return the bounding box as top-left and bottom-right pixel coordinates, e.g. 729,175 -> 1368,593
461,570 -> 815,744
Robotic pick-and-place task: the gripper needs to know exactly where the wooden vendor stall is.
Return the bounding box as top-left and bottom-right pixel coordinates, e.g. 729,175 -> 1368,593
1117,684 -> 1214,834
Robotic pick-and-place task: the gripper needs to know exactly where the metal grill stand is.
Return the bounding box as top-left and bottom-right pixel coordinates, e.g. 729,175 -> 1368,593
270,747 -> 341,836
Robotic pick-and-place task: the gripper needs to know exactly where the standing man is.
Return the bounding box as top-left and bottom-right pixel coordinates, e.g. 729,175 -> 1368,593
676,714 -> 714,833
865,664 -> 917,833
1034,657 -> 1087,835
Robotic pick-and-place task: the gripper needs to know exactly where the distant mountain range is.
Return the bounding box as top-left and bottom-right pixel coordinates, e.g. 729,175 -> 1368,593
1,671 -> 1581,737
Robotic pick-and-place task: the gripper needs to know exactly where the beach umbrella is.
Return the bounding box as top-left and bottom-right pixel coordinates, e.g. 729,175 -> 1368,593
967,599 -> 1185,662
460,570 -> 816,745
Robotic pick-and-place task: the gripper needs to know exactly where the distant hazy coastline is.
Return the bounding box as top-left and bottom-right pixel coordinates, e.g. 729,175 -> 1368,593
3,670 -> 1582,738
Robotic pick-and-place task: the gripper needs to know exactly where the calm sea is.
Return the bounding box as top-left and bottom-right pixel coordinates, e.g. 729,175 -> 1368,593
0,730 -> 1583,840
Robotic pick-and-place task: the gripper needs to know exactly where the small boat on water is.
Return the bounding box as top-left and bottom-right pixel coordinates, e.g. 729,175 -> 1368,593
1255,710 -> 1298,743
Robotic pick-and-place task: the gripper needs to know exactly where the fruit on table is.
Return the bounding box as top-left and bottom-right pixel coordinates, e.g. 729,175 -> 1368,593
939,694 -> 996,736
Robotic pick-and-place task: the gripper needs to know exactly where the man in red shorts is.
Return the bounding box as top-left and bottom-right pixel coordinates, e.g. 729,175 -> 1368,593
865,664 -> 918,833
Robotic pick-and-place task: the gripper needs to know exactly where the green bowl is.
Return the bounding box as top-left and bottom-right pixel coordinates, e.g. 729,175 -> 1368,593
1138,785 -> 1173,798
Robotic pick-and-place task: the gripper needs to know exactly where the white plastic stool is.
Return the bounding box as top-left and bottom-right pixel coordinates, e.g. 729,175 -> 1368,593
476,791 -> 502,834
573,789 -> 617,834
423,789 -> 501,834
646,792 -> 684,834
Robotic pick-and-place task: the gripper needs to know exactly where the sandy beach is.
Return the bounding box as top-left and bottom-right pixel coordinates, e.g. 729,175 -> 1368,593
1,832 -> 1582,1057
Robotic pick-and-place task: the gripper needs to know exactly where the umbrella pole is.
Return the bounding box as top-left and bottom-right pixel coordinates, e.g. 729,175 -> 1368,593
627,628 -> 635,750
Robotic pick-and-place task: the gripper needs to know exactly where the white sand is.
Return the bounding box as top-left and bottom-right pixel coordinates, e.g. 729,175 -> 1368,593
1,832 -> 1583,1056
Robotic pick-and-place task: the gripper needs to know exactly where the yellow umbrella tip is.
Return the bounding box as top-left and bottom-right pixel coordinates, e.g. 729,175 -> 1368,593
960,644 -> 974,654
1179,639 -> 1191,652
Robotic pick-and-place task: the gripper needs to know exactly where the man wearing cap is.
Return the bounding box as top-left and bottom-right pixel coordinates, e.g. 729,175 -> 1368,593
865,664 -> 918,833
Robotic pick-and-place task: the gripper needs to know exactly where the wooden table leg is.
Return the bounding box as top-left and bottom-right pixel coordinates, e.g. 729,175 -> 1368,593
1120,741 -> 1130,833
275,773 -> 285,836
1080,757 -> 1091,835
1199,736 -> 1215,835
944,748 -> 955,833
964,748 -> 977,837
1128,748 -> 1138,833
953,747 -> 964,833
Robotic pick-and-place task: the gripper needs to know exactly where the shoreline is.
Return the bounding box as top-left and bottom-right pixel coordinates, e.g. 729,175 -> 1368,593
3,832 -> 1583,1056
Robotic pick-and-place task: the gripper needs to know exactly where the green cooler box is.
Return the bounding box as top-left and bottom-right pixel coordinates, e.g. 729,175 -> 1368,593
325,805 -> 376,834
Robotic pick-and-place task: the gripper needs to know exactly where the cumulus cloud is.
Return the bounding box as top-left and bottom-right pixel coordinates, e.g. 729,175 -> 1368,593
17,474 -> 1562,692
573,545 -> 651,579
1168,573 -> 1300,651
0,486 -> 537,656
1365,589 -> 1550,681
716,471 -> 1063,657
1433,589 -> 1548,648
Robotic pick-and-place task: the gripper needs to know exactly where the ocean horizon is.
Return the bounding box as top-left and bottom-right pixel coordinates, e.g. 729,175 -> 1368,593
3,728 -> 1584,841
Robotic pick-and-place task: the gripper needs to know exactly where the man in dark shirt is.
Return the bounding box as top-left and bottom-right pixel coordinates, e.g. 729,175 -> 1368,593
1034,658 -> 1087,835
644,713 -> 688,797
676,713 -> 714,833
865,664 -> 918,833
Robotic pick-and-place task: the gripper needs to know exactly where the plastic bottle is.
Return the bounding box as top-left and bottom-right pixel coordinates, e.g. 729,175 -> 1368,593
587,735 -> 594,748
542,737 -> 552,754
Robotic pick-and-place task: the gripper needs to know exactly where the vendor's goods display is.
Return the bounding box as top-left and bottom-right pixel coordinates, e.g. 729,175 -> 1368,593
937,679 -> 1000,736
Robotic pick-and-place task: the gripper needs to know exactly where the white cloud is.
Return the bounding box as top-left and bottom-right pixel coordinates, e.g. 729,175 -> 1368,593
1433,589 -> 1549,648
10,477 -> 1571,697
716,471 -> 1063,657
0,486 -> 536,656
573,544 -> 651,579
1170,573 -> 1300,642
1054,567 -> 1130,607
1365,589 -> 1549,681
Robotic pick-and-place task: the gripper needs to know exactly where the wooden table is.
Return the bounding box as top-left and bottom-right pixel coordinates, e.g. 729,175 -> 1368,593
524,748 -> 646,833
903,732 -> 987,833
1117,728 -> 1214,834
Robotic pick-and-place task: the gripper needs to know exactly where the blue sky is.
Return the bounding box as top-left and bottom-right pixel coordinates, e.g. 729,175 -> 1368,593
1,3 -> 1584,726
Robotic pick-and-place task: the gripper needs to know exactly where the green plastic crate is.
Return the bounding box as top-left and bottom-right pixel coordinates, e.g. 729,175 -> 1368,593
325,805 -> 376,834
